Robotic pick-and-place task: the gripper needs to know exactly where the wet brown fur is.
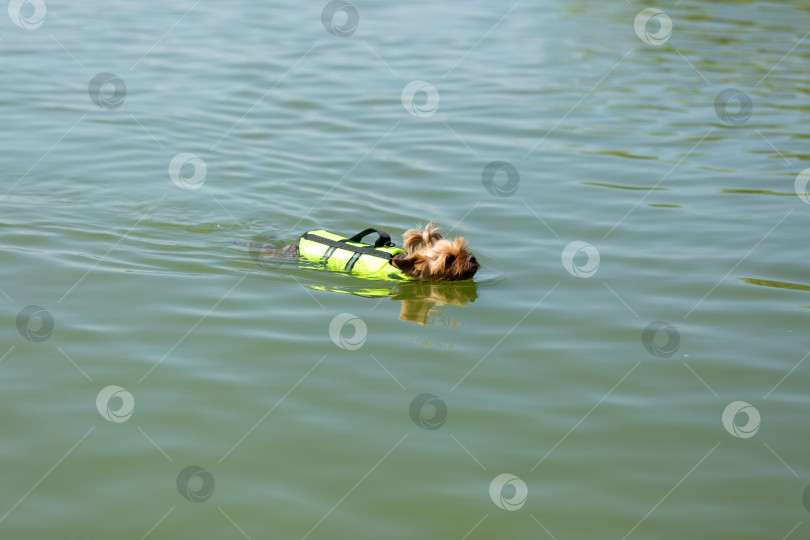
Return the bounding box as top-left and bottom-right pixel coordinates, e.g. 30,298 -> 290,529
390,222 -> 479,281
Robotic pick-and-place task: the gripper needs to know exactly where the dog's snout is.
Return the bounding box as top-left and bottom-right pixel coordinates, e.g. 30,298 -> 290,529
468,256 -> 478,265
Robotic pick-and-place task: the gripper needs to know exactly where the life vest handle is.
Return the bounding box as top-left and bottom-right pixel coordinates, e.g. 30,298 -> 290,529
346,228 -> 395,248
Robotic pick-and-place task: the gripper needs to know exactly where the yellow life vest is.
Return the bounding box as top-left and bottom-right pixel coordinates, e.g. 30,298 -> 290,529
296,228 -> 412,280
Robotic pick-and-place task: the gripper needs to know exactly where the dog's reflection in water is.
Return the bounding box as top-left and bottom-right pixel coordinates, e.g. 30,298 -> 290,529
392,280 -> 478,326
308,279 -> 478,326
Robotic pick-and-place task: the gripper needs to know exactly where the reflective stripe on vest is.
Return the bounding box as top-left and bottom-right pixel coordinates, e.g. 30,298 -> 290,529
297,230 -> 409,279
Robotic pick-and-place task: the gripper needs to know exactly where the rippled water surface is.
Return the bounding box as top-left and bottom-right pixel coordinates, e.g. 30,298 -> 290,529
2,1 -> 809,538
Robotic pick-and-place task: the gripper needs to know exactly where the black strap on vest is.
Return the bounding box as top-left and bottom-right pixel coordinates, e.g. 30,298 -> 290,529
302,232 -> 395,264
346,228 -> 395,248
344,252 -> 362,272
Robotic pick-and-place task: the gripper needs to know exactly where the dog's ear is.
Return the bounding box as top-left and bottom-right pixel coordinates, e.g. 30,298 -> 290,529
402,222 -> 444,253
401,231 -> 424,253
391,254 -> 418,276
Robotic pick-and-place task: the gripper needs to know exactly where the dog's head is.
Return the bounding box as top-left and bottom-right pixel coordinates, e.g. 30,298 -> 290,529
391,222 -> 479,281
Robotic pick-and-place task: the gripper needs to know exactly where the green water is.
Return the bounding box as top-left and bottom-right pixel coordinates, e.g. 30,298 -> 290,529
2,1 -> 809,538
